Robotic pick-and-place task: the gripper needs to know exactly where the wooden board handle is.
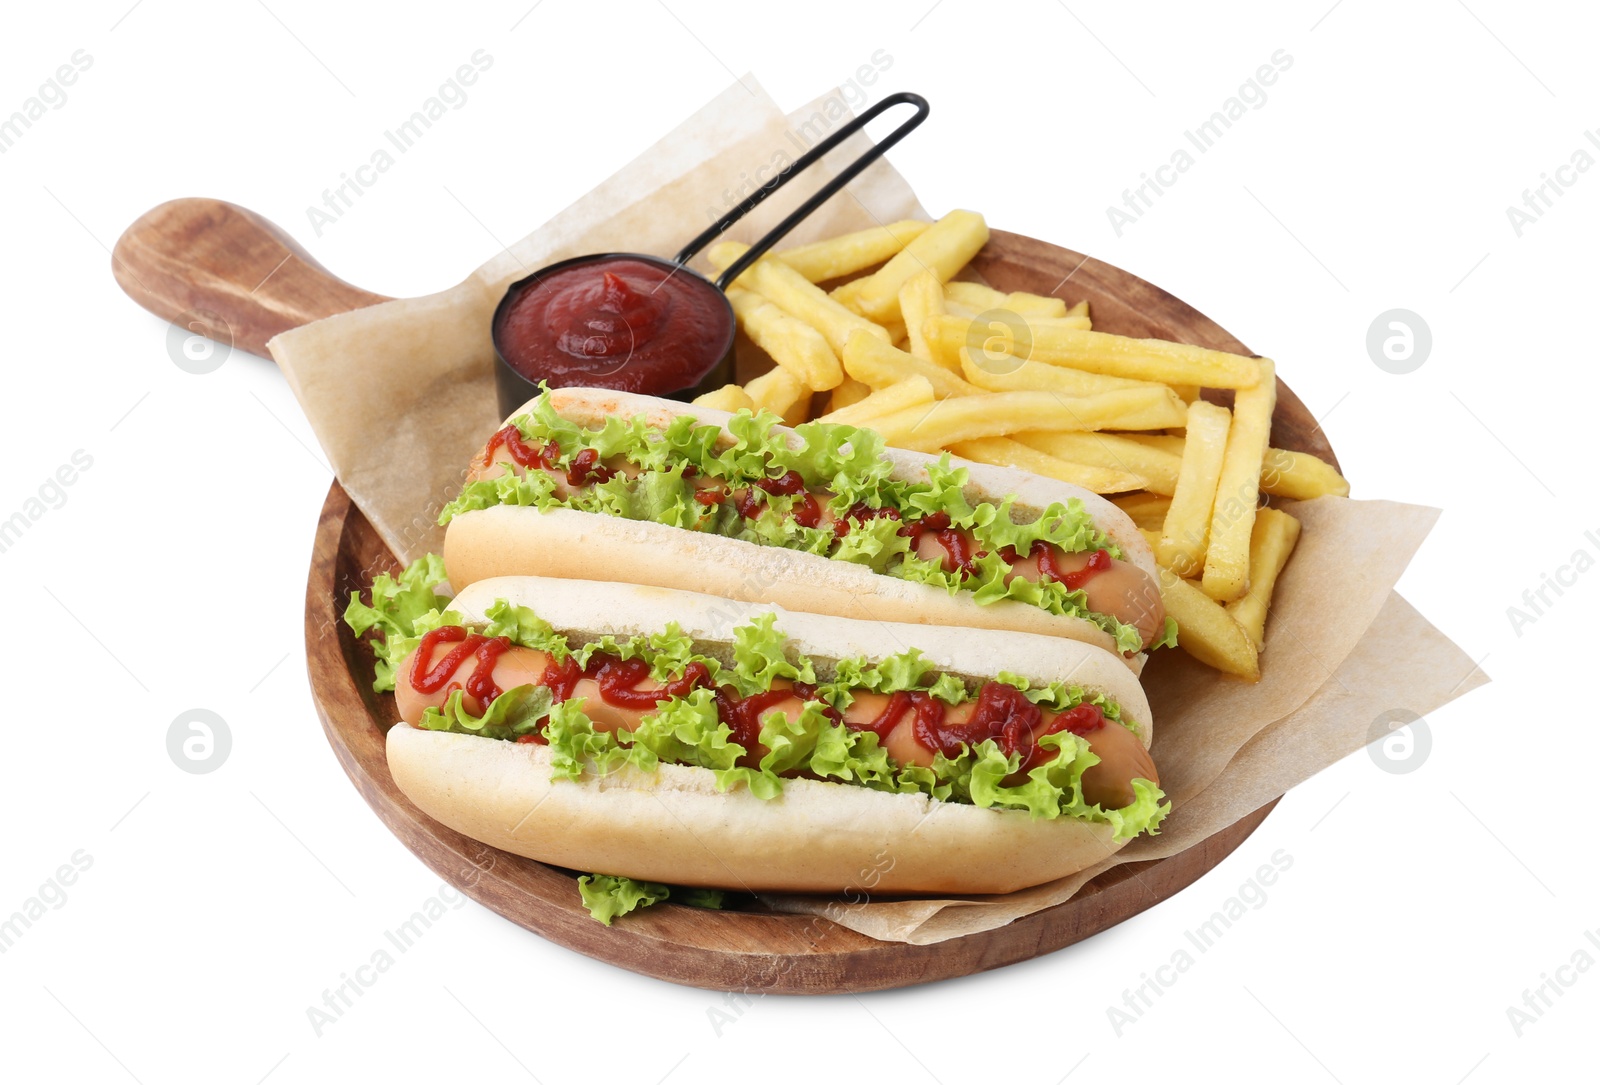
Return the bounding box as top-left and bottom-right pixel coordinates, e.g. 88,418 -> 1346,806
112,198 -> 392,358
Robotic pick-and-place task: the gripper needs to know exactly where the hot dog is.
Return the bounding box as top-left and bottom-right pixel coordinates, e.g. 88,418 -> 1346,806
347,563 -> 1168,896
438,388 -> 1174,670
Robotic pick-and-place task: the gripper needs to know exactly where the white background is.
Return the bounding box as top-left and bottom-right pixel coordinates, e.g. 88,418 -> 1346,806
2,1 -> 1593,1082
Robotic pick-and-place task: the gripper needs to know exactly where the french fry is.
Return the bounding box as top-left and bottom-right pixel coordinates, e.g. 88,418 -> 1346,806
943,281 -> 1010,311
842,330 -> 980,399
879,318 -> 907,344
818,375 -> 935,426
1017,323 -> 1264,387
899,270 -> 949,369
830,277 -> 871,313
1170,384 -> 1201,404
1260,447 -> 1350,499
743,366 -> 811,427
943,281 -> 1069,319
867,390 -> 1169,452
692,383 -> 755,413
1226,508 -> 1302,651
1020,314 -> 1093,331
1202,360 -> 1277,601
726,286 -> 843,391
928,314 -> 1263,389
705,241 -> 746,275
1014,430 -> 1182,495
1000,291 -> 1067,319
853,210 -> 989,322
1122,433 -> 1186,456
1058,386 -> 1188,432
940,305 -> 1091,331
948,437 -> 1148,494
744,220 -> 929,282
935,317 -> 1133,391
1111,492 -> 1172,531
1157,568 -> 1260,680
1064,299 -> 1089,321
825,377 -> 872,416
1157,401 -> 1232,577
955,359 -> 1186,431
958,351 -> 1166,398
727,256 -> 889,356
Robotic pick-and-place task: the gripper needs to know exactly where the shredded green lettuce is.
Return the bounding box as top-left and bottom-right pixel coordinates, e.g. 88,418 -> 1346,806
625,689 -> 741,771
341,554 -> 458,692
576,875 -> 726,925
418,685 -> 552,741
576,875 -> 669,925
727,612 -> 815,696
438,394 -> 1153,648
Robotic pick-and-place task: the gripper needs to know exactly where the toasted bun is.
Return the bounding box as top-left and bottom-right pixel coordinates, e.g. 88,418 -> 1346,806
385,576 -> 1152,895
442,388 -> 1156,669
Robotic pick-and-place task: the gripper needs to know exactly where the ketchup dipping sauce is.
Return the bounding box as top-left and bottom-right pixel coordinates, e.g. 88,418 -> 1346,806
492,253 -> 736,416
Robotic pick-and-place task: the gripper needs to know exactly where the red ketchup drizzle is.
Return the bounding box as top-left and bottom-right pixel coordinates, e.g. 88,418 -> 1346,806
835,679 -> 1106,773
714,688 -> 798,767
759,470 -> 808,497
854,690 -> 912,740
409,627 -> 513,708
907,511 -> 982,578
483,426 -> 557,470
733,487 -> 763,519
730,470 -> 822,528
1043,546 -> 1113,589
537,655 -> 584,703
564,447 -> 615,487
593,658 -> 710,708
912,680 -> 1041,760
790,494 -> 823,529
791,682 -> 842,724
1016,703 -> 1106,773
834,502 -> 900,537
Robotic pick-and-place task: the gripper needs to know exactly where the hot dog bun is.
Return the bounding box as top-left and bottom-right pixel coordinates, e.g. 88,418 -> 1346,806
442,388 -> 1158,669
385,576 -> 1154,895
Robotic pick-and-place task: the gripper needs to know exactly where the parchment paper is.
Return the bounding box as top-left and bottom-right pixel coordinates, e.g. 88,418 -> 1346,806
268,78 -> 1485,946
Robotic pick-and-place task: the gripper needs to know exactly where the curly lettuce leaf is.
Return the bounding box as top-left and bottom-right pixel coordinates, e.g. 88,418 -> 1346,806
774,419 -> 898,506
342,554 -> 457,692
576,875 -> 670,926
417,685 -> 554,741
623,689 -> 744,770
672,886 -> 726,910
576,875 -> 725,925
569,623 -> 719,684
727,612 -> 815,697
831,513 -> 915,572
823,647 -> 935,703
593,463 -> 705,530
479,598 -> 569,658
543,700 -> 655,781
892,545 -> 1146,654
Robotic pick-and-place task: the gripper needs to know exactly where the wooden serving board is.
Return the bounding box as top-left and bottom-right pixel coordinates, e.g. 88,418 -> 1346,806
115,199 -> 1337,993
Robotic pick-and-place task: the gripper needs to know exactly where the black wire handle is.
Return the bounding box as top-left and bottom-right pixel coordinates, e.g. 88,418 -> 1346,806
671,92 -> 930,291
